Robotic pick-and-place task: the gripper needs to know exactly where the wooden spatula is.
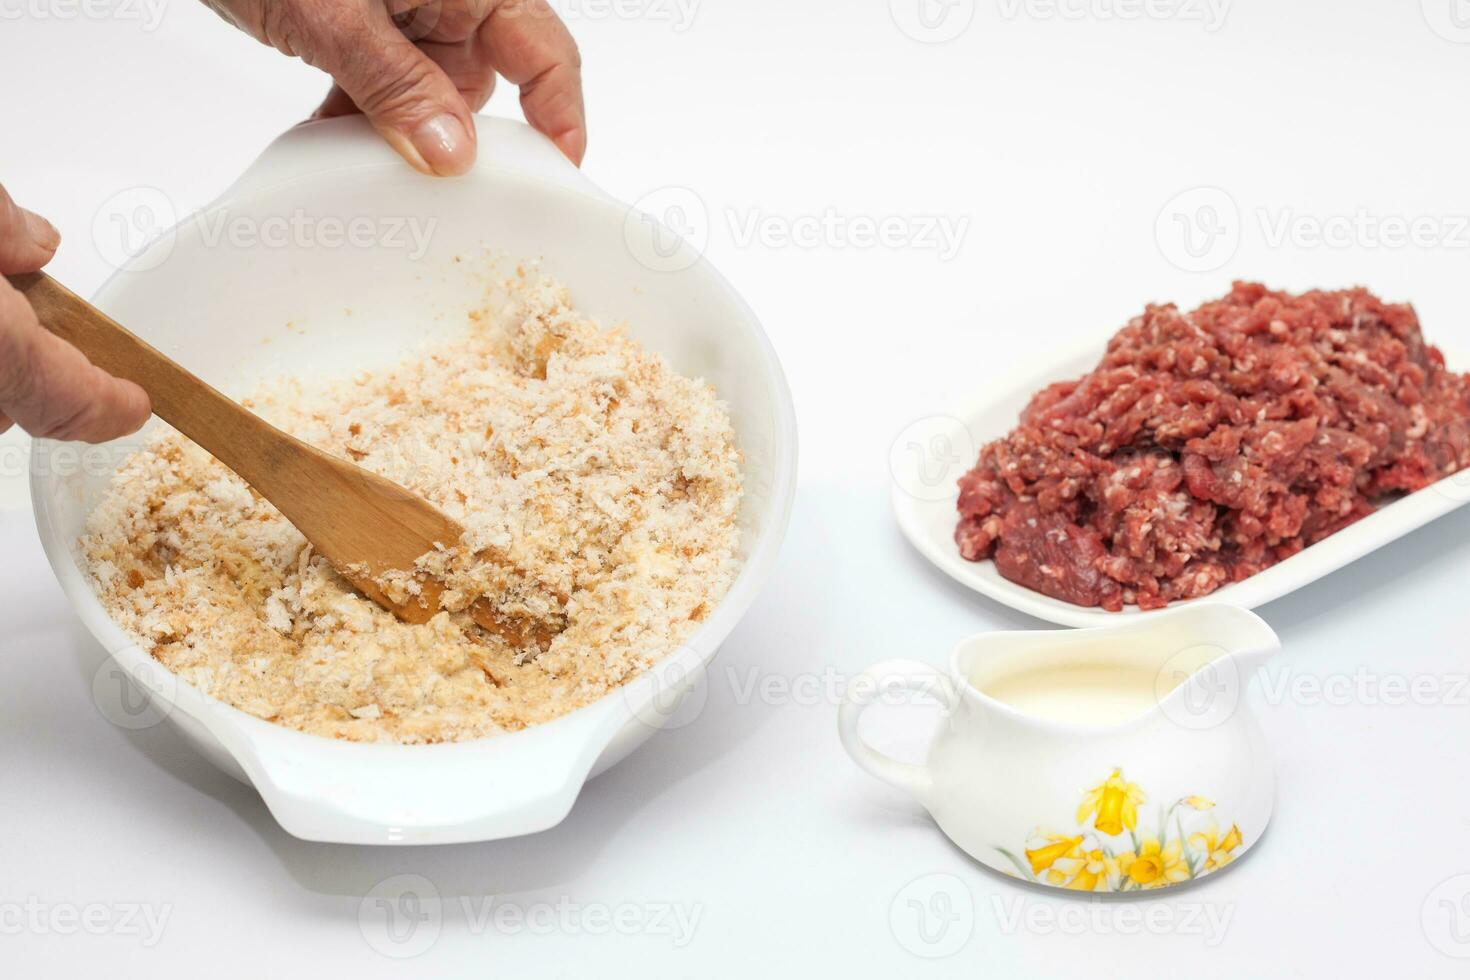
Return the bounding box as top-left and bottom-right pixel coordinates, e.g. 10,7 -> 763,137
9,271 -> 550,647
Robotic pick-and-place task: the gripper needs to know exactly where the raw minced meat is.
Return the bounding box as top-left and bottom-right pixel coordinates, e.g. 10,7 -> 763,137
955,282 -> 1470,611
82,264 -> 743,743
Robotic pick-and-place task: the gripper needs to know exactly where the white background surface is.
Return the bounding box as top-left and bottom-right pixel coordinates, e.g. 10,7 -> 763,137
4,0 -> 1470,976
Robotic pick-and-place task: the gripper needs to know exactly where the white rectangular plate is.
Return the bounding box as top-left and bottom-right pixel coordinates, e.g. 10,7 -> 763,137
891,344 -> 1470,628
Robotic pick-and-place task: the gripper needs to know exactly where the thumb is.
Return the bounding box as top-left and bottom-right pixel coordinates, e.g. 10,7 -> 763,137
304,8 -> 477,176
0,185 -> 60,275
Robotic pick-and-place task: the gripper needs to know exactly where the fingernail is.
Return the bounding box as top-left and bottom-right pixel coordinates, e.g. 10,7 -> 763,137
411,114 -> 473,176
23,209 -> 60,251
555,128 -> 588,167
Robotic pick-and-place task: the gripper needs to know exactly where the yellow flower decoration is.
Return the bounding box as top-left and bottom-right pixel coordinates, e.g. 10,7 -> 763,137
1024,834 -> 1084,875
1118,837 -> 1190,889
1049,848 -> 1120,892
1188,822 -> 1243,871
1077,769 -> 1146,836
999,776 -> 1241,891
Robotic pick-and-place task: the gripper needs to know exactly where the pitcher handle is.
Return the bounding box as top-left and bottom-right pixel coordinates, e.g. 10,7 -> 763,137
838,660 -> 956,803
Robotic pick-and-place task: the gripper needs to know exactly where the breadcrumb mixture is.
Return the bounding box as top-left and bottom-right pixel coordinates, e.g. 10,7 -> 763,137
82,268 -> 743,743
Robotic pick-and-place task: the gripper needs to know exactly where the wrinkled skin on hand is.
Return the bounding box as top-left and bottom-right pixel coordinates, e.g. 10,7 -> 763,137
202,0 -> 586,174
0,185 -> 151,442
0,1 -> 582,438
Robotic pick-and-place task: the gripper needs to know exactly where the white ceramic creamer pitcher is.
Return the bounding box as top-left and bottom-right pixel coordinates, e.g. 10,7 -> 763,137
839,604 -> 1280,892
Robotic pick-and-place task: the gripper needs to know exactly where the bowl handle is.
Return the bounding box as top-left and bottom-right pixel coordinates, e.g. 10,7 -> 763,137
219,115 -> 606,203
200,707 -> 617,844
838,659 -> 956,805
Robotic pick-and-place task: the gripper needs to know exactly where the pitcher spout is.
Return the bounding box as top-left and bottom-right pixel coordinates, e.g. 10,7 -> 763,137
1154,604 -> 1280,727
1200,604 -> 1280,676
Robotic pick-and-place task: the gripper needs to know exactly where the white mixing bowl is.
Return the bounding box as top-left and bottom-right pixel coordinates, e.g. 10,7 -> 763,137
30,116 -> 798,844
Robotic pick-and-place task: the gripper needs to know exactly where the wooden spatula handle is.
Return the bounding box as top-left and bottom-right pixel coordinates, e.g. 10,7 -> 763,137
8,271 -> 551,644
6,271 -> 284,487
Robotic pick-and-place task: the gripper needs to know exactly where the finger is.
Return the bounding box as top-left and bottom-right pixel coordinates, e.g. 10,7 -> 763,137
309,3 -> 501,121
483,0 -> 586,164
0,282 -> 151,443
417,36 -> 499,112
297,4 -> 478,175
408,1 -> 506,111
311,40 -> 497,121
0,184 -> 61,275
0,411 -> 12,436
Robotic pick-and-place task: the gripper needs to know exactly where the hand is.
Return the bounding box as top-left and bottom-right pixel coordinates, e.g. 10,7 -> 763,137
0,186 -> 152,442
204,0 -> 586,176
